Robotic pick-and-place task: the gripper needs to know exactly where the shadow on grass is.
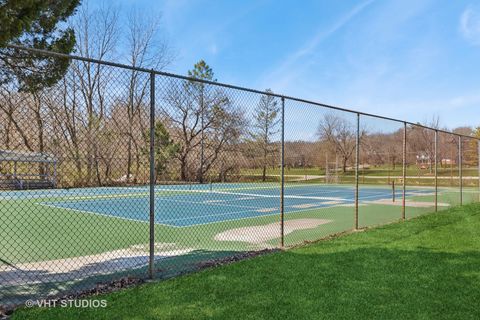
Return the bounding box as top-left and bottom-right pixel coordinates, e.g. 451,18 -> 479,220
1,249 -> 255,310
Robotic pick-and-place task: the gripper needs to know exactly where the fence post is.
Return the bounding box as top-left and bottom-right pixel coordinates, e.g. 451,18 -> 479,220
402,122 -> 406,220
434,130 -> 438,212
148,71 -> 155,279
199,91 -> 205,184
478,140 -> 480,201
355,113 -> 360,230
280,97 -> 285,247
459,136 -> 462,205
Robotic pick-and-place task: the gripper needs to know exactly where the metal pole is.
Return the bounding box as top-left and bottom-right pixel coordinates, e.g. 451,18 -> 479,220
148,72 -> 155,279
355,113 -> 360,230
325,154 -> 328,183
280,97 -> 285,247
459,136 -> 462,205
434,130 -> 438,212
392,181 -> 395,202
53,161 -> 57,187
199,89 -> 205,184
478,140 -> 480,201
402,122 -> 406,220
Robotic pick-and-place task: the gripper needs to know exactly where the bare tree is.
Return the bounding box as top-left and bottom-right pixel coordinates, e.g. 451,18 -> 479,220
317,113 -> 364,173
0,89 -> 35,152
123,10 -> 172,183
161,63 -> 246,182
249,89 -> 279,181
70,3 -> 119,185
362,130 -> 403,169
409,118 -> 440,173
0,2 -> 179,188
200,101 -> 246,181
43,71 -> 84,186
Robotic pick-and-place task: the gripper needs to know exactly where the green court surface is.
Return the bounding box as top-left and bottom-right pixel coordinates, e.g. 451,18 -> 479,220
1,182 -> 477,305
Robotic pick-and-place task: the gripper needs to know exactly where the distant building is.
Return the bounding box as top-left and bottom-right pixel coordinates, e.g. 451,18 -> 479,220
441,158 -> 456,165
416,153 -> 431,169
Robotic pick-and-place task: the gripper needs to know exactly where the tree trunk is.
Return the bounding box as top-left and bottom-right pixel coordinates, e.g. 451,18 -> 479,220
134,142 -> 140,184
127,134 -> 132,183
126,106 -> 134,183
33,94 -> 45,180
180,154 -> 188,181
262,149 -> 267,182
94,144 -> 103,186
5,117 -> 12,149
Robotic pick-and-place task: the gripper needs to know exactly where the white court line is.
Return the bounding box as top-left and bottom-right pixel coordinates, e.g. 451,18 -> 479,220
39,186 -> 426,209
355,191 -> 435,202
157,197 -> 269,210
210,190 -> 347,201
40,195 -> 348,228
40,188 -> 419,224
40,193 -> 274,212
462,190 -> 480,193
159,207 -> 280,223
159,200 -> 353,228
134,194 -> 343,211
38,203 -> 174,227
8,182 -> 424,201
38,201 -> 279,227
36,183 -> 437,228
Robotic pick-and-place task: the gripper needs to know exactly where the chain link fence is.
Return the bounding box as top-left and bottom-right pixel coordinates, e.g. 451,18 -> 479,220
1,47 -> 480,308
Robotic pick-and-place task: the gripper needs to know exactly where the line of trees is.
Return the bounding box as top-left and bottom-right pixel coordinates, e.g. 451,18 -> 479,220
1,2 -> 479,188
1,69 -> 478,187
0,2 -> 283,186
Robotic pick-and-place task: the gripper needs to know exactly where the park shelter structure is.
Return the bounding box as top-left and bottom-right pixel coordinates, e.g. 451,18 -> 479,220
0,150 -> 57,189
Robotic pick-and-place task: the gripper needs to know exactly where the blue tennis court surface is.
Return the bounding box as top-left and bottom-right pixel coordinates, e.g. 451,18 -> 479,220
26,183 -> 436,227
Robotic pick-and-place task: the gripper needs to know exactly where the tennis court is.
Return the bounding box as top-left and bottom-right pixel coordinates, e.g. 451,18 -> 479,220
5,183 -> 436,227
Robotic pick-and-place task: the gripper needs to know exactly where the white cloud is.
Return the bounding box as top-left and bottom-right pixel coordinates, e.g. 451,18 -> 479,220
209,43 -> 218,55
460,6 -> 480,45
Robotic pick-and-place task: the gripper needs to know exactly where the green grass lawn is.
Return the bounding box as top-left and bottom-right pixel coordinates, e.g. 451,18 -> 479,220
12,202 -> 480,320
242,165 -> 479,188
242,164 -> 479,177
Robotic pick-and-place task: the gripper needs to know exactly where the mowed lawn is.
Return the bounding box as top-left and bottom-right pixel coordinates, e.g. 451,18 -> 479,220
12,203 -> 480,320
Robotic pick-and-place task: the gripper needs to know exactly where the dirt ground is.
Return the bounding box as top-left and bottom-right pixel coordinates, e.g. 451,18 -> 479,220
0,243 -> 192,286
365,199 -> 450,207
214,219 -> 332,245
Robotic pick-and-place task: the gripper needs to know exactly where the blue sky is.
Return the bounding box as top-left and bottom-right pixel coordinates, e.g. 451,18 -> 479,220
89,0 -> 480,134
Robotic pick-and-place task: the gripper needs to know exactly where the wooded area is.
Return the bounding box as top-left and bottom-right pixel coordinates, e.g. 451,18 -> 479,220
1,4 -> 479,189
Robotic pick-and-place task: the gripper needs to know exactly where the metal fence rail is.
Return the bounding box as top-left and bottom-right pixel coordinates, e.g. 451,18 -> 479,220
1,46 -> 479,307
